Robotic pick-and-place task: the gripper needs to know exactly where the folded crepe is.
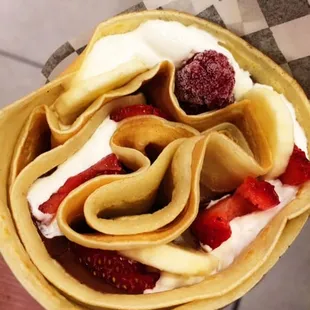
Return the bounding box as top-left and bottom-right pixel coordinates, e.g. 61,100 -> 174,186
1,9 -> 310,310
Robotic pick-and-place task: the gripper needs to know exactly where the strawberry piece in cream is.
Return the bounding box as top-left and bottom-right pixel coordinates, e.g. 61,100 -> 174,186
72,243 -> 160,294
236,177 -> 280,210
39,154 -> 124,221
280,145 -> 310,186
191,178 -> 280,249
110,104 -> 169,122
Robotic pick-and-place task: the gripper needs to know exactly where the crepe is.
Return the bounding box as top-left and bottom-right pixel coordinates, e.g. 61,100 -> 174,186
1,9 -> 310,310
9,92 -> 146,187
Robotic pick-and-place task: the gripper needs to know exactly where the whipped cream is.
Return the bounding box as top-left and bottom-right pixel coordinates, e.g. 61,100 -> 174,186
80,20 -> 253,101
202,180 -> 297,269
81,19 -> 307,157
27,118 -> 117,238
144,272 -> 204,294
144,180 -> 297,294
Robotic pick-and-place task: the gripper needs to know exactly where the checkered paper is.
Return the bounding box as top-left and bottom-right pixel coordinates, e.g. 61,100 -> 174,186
40,1 -> 310,309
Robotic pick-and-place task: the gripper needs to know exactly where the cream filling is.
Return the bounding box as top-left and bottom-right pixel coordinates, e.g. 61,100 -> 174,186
27,118 -> 117,238
79,20 -> 253,101
202,180 -> 297,269
144,272 -> 204,294
25,19 -> 307,292
144,180 -> 297,294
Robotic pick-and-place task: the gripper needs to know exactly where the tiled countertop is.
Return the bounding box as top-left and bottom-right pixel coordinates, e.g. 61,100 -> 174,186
1,1 -> 310,309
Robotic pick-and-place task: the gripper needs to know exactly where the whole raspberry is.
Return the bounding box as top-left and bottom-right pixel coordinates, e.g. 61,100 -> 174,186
175,50 -> 235,114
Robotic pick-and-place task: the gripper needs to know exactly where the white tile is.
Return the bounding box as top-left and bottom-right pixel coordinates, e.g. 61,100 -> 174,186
214,0 -> 243,35
240,220 -> 310,310
192,0 -> 219,15
0,0 -> 141,64
0,56 -> 45,108
271,15 -> 310,62
238,0 -> 268,35
163,0 -> 196,14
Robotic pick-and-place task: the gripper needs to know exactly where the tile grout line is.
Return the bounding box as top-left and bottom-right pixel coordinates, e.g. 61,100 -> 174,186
0,49 -> 44,69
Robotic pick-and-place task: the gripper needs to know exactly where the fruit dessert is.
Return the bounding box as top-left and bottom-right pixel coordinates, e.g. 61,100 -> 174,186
1,10 -> 310,310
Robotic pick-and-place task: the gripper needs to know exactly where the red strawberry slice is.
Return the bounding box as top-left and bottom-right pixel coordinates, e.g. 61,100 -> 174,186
39,154 -> 124,218
280,145 -> 310,186
110,104 -> 169,122
71,243 -> 160,294
192,178 -> 279,249
236,177 -> 280,210
191,195 -> 253,249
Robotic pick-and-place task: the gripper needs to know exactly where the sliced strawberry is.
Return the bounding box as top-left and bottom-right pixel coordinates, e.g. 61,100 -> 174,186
39,193 -> 67,216
71,243 -> 160,294
192,199 -> 232,249
236,176 -> 279,210
192,195 -> 253,249
39,154 -> 124,217
192,178 -> 280,249
110,104 -> 169,122
280,145 -> 310,186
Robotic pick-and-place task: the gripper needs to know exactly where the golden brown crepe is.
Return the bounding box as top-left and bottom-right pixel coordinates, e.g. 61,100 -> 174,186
1,9 -> 310,310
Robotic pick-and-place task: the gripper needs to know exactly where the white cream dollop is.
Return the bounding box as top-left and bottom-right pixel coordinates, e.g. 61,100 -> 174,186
80,20 -> 253,101
27,118 -> 117,238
